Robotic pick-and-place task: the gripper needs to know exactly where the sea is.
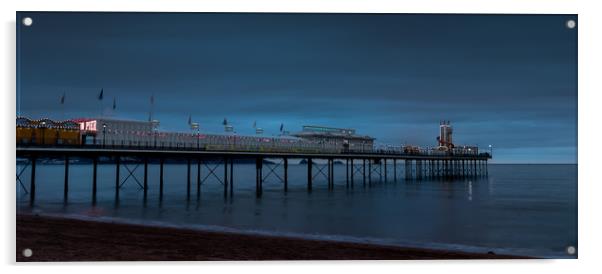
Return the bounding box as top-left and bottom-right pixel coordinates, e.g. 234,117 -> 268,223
16,161 -> 577,259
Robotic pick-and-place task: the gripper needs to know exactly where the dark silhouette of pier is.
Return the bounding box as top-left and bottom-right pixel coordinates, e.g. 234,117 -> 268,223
16,146 -> 491,206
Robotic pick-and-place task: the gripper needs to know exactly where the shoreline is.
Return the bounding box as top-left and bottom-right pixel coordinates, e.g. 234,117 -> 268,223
16,214 -> 531,261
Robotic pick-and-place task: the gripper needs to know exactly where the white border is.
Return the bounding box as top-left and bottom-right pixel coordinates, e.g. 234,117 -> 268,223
2,0 -> 600,273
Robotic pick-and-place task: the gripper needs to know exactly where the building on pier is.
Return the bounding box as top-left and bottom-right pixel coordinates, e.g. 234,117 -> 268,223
437,120 -> 453,151
16,117 -> 80,145
74,118 -> 155,146
291,125 -> 375,153
23,118 -> 374,153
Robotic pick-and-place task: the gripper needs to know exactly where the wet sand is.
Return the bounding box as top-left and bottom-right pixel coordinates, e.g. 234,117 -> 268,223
16,214 -> 529,261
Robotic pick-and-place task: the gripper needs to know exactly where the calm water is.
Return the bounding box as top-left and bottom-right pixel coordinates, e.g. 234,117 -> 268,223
16,162 -> 577,258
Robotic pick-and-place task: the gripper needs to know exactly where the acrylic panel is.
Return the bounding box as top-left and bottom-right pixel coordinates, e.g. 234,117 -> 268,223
15,12 -> 578,261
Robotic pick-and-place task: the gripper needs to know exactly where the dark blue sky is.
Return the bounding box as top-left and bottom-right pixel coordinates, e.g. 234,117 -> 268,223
16,12 -> 577,163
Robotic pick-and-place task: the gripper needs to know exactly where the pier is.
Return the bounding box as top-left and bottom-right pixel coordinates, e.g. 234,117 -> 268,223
16,146 -> 491,205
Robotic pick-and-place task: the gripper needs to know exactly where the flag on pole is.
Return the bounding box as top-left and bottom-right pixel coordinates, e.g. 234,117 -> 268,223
60,92 -> 65,104
112,97 -> 117,110
98,88 -> 104,100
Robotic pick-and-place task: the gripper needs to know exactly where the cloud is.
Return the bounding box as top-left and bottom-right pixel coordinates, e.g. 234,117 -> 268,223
17,12 -> 577,163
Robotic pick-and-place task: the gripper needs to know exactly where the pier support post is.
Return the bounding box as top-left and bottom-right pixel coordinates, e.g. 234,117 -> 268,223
187,158 -> 191,200
393,159 -> 397,182
256,158 -> 261,197
362,159 -> 366,186
230,158 -> 234,197
485,160 -> 489,177
482,160 -> 485,176
115,156 -> 120,199
346,158 -> 349,188
92,157 -> 98,205
29,156 -> 36,206
384,159 -> 387,183
417,160 -> 422,180
328,159 -> 334,190
307,158 -> 312,192
443,160 -> 449,179
428,160 -> 433,178
326,159 -> 332,190
368,159 -> 372,185
224,158 -> 228,198
404,160 -> 409,180
349,158 -> 355,188
197,159 -> 201,198
257,158 -> 263,196
284,158 -> 288,193
468,159 -> 472,177
379,160 -> 382,182
64,155 -> 69,202
331,159 -> 335,189
416,160 -> 420,180
143,158 -> 148,198
426,160 -> 433,179
159,158 -> 164,200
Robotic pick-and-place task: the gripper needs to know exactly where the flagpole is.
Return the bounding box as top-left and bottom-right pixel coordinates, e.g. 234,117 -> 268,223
149,94 -> 155,122
61,93 -> 65,121
60,92 -> 66,121
98,88 -> 104,118
112,97 -> 116,117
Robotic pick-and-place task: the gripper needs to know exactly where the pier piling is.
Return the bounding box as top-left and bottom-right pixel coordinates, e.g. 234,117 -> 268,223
64,155 -> 69,202
307,157 -> 313,192
187,159 -> 191,199
224,158 -> 228,198
229,158 -> 233,197
114,157 -> 120,201
346,158 -> 349,188
159,158 -> 164,200
92,157 -> 98,205
17,145 -> 491,203
143,158 -> 148,198
29,156 -> 36,206
393,159 -> 397,182
197,159 -> 201,198
256,157 -> 263,196
384,159 -> 387,183
284,158 -> 288,192
368,160 -> 372,185
362,159 -> 366,186
349,158 -> 355,188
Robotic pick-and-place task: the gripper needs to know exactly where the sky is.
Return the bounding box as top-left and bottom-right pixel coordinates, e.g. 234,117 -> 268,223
16,12 -> 577,163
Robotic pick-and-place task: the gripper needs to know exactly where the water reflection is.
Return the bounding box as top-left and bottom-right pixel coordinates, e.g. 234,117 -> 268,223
16,164 -> 577,258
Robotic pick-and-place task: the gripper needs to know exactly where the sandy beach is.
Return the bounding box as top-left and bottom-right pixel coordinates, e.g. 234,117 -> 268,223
15,214 -> 529,261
